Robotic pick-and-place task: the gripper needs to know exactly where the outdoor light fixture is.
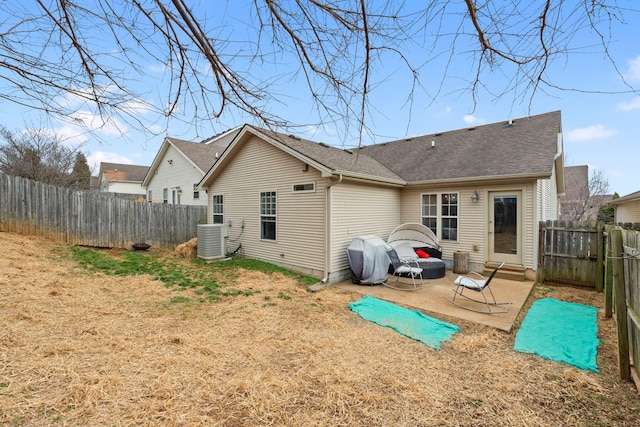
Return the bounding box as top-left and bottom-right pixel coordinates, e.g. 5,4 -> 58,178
471,190 -> 479,203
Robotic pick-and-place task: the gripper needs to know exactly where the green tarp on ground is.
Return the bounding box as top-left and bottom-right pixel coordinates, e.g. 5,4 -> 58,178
514,298 -> 600,372
349,295 -> 459,350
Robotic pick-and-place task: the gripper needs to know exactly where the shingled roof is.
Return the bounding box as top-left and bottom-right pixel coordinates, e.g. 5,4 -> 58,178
100,162 -> 149,182
357,110 -> 562,183
166,137 -> 222,172
202,111 -> 562,188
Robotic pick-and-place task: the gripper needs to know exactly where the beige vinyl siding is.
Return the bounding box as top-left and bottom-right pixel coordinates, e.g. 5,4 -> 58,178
329,181 -> 401,279
206,136 -> 327,277
537,171 -> 557,222
616,202 -> 640,223
522,182 -> 536,271
402,183 -> 539,272
401,186 -> 483,267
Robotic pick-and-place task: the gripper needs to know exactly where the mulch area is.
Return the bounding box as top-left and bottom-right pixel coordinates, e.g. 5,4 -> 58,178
0,231 -> 638,426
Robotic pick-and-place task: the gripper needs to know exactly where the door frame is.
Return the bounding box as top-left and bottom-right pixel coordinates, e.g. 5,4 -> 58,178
488,190 -> 523,265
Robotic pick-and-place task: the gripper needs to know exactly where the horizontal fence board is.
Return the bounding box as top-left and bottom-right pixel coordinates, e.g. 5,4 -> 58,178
0,173 -> 206,249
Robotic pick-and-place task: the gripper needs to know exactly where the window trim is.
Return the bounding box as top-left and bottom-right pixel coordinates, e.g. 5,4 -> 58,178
260,190 -> 277,241
212,194 -> 224,224
421,191 -> 459,242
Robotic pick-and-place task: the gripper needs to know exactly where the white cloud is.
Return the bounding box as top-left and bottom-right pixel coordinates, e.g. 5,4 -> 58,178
565,124 -> 616,142
463,114 -> 485,125
65,110 -> 128,137
624,55 -> 640,83
87,151 -> 134,171
150,63 -> 168,73
617,96 -> 640,111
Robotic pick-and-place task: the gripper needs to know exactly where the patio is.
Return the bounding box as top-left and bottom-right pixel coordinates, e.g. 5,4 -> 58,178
334,270 -> 536,332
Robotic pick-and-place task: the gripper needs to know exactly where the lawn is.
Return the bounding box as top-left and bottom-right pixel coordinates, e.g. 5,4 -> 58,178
0,231 -> 638,426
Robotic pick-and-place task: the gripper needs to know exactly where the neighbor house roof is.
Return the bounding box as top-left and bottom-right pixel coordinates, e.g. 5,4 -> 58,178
167,138 -> 222,172
142,129 -> 238,187
99,162 -> 149,183
562,165 -> 589,200
356,110 -> 563,185
609,190 -> 640,205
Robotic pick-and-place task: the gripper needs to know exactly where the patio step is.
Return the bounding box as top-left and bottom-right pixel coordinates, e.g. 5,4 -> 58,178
483,262 -> 526,281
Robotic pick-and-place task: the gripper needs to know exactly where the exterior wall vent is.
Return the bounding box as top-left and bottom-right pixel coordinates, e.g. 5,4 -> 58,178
197,224 -> 228,261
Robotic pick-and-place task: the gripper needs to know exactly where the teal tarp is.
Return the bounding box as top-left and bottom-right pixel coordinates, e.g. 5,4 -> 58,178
349,295 -> 459,350
514,298 -> 600,372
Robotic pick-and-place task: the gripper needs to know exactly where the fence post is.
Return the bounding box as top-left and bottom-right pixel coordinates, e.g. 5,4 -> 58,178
611,227 -> 631,381
596,223 -> 604,292
604,226 -> 613,318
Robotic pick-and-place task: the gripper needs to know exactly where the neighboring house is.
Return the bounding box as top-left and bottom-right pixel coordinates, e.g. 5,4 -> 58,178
143,127 -> 240,205
609,190 -> 640,223
559,165 -> 588,221
97,162 -> 149,199
199,111 -> 565,283
559,165 -> 612,221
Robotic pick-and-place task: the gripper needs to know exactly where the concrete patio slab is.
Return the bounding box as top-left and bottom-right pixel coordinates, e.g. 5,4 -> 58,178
334,270 -> 536,332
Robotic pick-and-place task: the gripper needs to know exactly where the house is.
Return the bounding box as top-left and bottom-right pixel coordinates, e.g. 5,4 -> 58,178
559,165 -> 612,221
97,162 -> 149,199
559,165 -> 589,221
199,111 -> 564,283
609,190 -> 640,224
142,127 -> 240,205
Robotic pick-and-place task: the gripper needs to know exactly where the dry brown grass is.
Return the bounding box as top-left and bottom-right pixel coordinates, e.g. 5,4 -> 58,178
175,237 -> 198,260
0,231 -> 638,426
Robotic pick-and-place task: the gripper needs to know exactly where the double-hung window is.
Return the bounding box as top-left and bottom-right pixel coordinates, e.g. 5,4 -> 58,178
421,192 -> 458,241
260,191 -> 276,240
212,195 -> 224,224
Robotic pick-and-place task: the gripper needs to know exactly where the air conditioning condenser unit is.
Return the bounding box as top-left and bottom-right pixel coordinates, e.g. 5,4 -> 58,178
197,224 -> 228,261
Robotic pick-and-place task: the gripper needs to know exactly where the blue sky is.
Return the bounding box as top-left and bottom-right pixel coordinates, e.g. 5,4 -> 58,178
1,1 -> 639,196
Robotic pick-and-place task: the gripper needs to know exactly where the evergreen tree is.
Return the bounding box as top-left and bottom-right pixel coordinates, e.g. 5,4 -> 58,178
71,152 -> 92,190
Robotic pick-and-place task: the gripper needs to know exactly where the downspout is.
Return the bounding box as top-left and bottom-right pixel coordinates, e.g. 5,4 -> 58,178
320,174 -> 343,284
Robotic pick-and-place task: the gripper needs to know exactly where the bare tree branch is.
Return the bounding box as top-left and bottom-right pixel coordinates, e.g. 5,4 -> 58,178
0,1 -> 637,144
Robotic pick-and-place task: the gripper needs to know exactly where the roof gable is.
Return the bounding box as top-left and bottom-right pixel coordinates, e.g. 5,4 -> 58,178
143,131 -> 236,187
168,138 -> 222,172
200,125 -> 405,187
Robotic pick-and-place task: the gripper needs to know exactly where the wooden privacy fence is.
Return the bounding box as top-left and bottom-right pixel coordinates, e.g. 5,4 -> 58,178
607,227 -> 640,388
0,173 -> 207,249
538,220 -> 604,290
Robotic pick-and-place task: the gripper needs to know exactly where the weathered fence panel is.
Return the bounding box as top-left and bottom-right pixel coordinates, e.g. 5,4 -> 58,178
0,173 -> 207,249
539,220 -> 602,288
621,229 -> 640,386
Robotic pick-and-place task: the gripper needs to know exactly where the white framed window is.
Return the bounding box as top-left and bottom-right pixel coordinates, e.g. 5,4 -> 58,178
212,195 -> 223,224
162,188 -> 168,204
292,182 -> 315,193
260,191 -> 276,240
147,190 -> 152,203
193,183 -> 200,199
421,192 -> 458,241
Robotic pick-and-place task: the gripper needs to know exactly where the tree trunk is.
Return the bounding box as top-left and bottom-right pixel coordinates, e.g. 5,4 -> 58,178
453,251 -> 469,274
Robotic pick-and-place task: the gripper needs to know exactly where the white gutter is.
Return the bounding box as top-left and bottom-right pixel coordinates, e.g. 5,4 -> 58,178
319,174 -> 343,285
